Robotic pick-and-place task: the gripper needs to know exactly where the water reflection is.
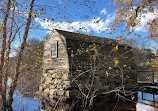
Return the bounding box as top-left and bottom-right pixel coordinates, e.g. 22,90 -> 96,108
1,78 -> 158,111
0,78 -> 41,111
10,89 -> 158,111
0,91 -> 41,111
137,86 -> 158,111
12,91 -> 41,111
93,87 -> 158,111
0,89 -> 157,111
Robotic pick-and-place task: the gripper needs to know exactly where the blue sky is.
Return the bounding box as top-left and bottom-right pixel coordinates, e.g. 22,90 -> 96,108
11,0 -> 116,43
31,0 -> 157,50
33,0 -> 116,35
1,0 -> 157,56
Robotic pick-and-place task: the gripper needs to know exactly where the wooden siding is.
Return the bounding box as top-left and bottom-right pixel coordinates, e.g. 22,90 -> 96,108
43,31 -> 69,71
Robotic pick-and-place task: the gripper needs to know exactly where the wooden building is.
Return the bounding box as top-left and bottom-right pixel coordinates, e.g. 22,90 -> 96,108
40,29 -> 137,110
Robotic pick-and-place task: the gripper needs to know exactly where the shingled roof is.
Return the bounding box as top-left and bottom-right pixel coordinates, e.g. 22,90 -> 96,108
55,29 -> 131,48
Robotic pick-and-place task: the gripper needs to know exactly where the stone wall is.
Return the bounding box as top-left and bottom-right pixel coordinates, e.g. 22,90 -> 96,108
40,69 -> 70,111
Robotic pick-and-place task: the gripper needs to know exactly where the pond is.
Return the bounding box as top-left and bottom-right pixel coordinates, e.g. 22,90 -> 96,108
137,86 -> 158,111
0,78 -> 41,111
11,91 -> 41,111
0,87 -> 156,111
1,78 -> 158,111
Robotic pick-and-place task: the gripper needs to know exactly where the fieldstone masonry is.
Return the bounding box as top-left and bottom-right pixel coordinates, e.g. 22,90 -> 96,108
40,70 -> 70,111
40,70 -> 70,97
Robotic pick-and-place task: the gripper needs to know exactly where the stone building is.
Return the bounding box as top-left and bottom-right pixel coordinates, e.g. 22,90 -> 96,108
40,29 -> 136,110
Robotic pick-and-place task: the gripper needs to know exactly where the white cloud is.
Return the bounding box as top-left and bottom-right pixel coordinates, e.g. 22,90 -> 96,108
134,8 -> 158,32
7,78 -> 12,87
100,8 -> 107,15
35,15 -> 114,33
10,7 -> 18,11
9,52 -> 17,57
10,6 -> 28,18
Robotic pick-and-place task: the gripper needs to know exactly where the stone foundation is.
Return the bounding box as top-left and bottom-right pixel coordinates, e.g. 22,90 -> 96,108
40,69 -> 70,110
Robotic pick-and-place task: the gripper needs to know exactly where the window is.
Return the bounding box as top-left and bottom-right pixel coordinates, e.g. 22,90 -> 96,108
51,41 -> 58,58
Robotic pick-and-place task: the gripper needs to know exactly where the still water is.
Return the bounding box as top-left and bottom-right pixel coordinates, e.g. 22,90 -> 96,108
1,78 -> 158,111
0,78 -> 41,111
11,91 -> 41,111
137,86 -> 158,111
5,88 -> 157,111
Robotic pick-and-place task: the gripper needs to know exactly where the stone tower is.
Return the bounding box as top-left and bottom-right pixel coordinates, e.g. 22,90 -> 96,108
39,30 -> 70,111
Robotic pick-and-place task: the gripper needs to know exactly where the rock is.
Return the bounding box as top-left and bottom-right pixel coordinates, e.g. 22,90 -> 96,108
49,95 -> 54,99
62,84 -> 67,89
49,85 -> 55,89
35,91 -> 41,95
45,80 -> 50,85
43,73 -> 47,77
41,77 -> 45,84
45,77 -> 53,84
54,79 -> 62,84
52,73 -> 59,79
48,70 -> 54,73
58,89 -> 64,96
56,84 -> 62,89
54,79 -> 58,84
44,88 -> 49,94
62,74 -> 69,80
39,85 -> 43,92
63,81 -> 70,85
65,91 -> 69,97
49,89 -> 56,96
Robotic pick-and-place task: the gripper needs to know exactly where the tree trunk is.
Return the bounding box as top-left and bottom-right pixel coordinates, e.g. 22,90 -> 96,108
0,0 -> 11,110
2,3 -> 15,110
7,0 -> 35,110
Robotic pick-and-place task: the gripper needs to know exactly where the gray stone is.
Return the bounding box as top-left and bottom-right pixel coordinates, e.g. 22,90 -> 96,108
65,91 -> 69,97
57,89 -> 65,96
49,85 -> 55,89
63,81 -> 70,85
39,85 -> 43,92
62,74 -> 69,80
44,88 -> 49,94
49,89 -> 57,96
52,73 -> 60,79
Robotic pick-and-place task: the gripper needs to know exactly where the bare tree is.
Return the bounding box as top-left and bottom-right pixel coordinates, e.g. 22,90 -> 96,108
0,0 -> 11,110
0,0 -> 35,110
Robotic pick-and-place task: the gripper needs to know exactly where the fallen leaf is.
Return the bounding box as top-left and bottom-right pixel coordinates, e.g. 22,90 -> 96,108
106,71 -> 108,77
